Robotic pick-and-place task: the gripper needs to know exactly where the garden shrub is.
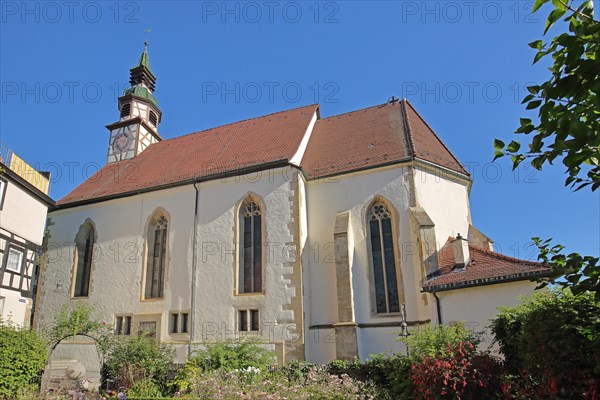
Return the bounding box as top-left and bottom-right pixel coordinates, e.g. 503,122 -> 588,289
172,337 -> 276,392
0,324 -> 47,399
363,353 -> 412,399
325,324 -> 482,399
173,339 -> 376,399
102,334 -> 174,395
401,322 -> 479,360
410,341 -> 503,400
327,354 -> 412,400
393,322 -> 505,399
277,359 -> 316,382
191,337 -> 276,371
491,289 -> 600,399
126,377 -> 163,398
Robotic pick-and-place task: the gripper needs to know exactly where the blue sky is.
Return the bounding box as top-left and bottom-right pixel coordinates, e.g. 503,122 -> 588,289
1,1 -> 598,258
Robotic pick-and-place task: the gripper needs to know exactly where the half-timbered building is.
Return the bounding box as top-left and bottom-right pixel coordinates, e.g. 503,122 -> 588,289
0,145 -> 54,325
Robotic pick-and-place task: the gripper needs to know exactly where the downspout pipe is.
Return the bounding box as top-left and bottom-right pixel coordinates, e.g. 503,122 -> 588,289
189,182 -> 200,357
432,291 -> 442,325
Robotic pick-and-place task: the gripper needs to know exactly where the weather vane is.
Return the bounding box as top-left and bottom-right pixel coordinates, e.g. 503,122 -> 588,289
144,27 -> 151,47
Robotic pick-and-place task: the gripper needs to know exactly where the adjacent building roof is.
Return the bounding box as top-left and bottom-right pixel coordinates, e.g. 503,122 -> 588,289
58,100 -> 469,207
422,239 -> 550,292
0,162 -> 55,208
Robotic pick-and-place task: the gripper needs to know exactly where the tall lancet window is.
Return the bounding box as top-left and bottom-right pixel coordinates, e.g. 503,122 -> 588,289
73,221 -> 95,297
145,215 -> 168,299
239,199 -> 262,294
368,201 -> 402,314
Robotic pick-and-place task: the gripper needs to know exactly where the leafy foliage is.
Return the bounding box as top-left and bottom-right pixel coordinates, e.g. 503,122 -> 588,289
171,337 -> 275,392
494,0 -> 599,192
126,377 -> 164,398
491,289 -> 600,398
43,304 -> 111,351
534,237 -> 600,301
494,0 -> 600,299
409,342 -> 503,400
0,324 -> 47,399
400,322 -> 479,360
101,334 -> 175,395
326,354 -> 412,400
394,322 -> 505,399
325,324 -> 491,399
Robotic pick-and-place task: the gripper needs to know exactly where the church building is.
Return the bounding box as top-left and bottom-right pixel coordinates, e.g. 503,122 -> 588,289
35,44 -> 549,379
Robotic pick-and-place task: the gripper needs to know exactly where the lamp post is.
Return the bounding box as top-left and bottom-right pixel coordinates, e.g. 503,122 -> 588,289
398,303 -> 410,357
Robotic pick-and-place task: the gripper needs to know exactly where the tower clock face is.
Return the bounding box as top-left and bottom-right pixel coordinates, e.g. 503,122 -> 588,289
113,131 -> 132,152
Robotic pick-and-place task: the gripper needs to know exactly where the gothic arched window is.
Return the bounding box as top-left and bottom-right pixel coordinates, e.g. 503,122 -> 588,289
73,220 -> 95,297
368,201 -> 402,314
239,199 -> 262,294
145,214 -> 168,299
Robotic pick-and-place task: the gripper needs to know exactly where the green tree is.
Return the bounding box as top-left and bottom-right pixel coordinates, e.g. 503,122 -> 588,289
0,324 -> 47,399
491,289 -> 600,397
494,0 -> 600,299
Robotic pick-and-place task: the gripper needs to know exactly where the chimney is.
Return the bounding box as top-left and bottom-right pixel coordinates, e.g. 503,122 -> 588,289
452,234 -> 470,269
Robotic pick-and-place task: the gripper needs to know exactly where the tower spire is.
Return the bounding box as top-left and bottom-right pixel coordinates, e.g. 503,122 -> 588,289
136,29 -> 151,70
136,41 -> 151,70
129,40 -> 156,92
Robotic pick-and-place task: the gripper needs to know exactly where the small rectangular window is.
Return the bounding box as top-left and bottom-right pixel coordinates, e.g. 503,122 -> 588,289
169,312 -> 189,334
238,309 -> 259,332
181,313 -> 189,334
250,310 -> 259,331
115,316 -> 132,335
170,313 -> 179,334
6,248 -> 23,273
116,316 -> 123,335
124,316 -> 131,335
239,310 -> 248,332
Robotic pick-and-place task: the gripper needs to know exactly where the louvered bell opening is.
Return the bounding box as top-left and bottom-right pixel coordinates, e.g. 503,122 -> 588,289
120,103 -> 131,118
149,110 -> 158,126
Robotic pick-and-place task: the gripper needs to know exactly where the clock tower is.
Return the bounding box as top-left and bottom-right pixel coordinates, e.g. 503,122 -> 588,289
106,42 -> 162,164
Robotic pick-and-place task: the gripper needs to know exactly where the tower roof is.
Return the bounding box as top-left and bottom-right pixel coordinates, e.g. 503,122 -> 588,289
129,42 -> 157,92
135,41 -> 151,70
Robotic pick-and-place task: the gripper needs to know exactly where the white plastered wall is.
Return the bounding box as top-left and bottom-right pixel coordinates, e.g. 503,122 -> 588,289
0,177 -> 48,244
434,280 -> 539,352
412,165 -> 471,247
37,166 -> 305,370
304,164 -> 419,363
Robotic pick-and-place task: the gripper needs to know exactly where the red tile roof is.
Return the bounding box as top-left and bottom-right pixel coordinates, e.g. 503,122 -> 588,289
422,239 -> 550,292
58,100 -> 469,207
57,104 -> 319,206
301,100 -> 469,179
